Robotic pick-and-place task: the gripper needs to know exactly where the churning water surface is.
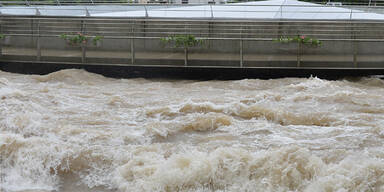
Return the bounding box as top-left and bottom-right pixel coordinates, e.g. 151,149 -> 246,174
0,69 -> 384,192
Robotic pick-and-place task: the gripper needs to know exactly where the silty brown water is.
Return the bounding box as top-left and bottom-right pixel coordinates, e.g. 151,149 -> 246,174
0,69 -> 383,192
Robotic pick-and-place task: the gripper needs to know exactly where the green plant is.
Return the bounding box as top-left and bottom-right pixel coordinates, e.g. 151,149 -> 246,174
60,33 -> 104,47
160,34 -> 204,66
92,35 -> 103,46
275,35 -> 322,47
60,32 -> 88,46
0,34 -> 4,39
160,34 -> 204,49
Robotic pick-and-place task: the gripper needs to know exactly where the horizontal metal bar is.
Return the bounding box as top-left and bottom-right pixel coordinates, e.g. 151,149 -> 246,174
5,20 -> 384,29
5,30 -> 381,39
8,24 -> 381,32
4,26 -> 383,35
2,16 -> 384,41
5,58 -> 384,71
3,33 -> 384,42
7,21 -> 384,29
3,30 -> 383,39
3,15 -> 384,25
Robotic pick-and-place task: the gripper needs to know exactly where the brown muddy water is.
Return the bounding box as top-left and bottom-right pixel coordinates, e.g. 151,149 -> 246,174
0,69 -> 383,192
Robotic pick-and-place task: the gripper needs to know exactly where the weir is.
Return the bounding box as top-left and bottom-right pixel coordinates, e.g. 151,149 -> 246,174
1,2 -> 384,79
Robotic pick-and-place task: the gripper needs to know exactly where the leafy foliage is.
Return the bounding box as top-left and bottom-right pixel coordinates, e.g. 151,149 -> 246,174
275,35 -> 322,47
60,33 -> 103,46
160,35 -> 204,49
60,32 -> 88,46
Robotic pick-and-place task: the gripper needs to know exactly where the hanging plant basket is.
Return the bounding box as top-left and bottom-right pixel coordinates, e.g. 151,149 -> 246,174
60,32 -> 88,47
274,35 -> 322,54
160,34 -> 205,66
60,33 -> 103,48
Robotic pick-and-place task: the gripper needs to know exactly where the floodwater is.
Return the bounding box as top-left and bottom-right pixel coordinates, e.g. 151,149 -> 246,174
0,69 -> 383,192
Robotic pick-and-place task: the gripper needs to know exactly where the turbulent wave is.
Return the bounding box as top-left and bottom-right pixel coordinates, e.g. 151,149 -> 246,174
1,69 -> 384,192
114,146 -> 384,192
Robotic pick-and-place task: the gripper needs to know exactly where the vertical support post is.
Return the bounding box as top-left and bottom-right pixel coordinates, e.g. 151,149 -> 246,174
280,0 -> 287,18
297,42 -> 301,67
30,18 -> 34,47
37,19 -> 41,61
131,25 -> 135,64
208,21 -> 212,49
131,38 -> 135,64
239,25 -> 243,68
184,48 -> 188,66
85,8 -> 90,17
35,8 -> 41,16
240,39 -> 243,67
351,21 -> 357,68
81,20 -> 86,63
353,40 -> 357,68
81,46 -> 86,63
210,5 -> 213,19
280,5 -> 283,18
144,5 -> 148,18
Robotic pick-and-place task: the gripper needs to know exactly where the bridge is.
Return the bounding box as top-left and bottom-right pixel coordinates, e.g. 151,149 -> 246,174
1,1 -> 384,79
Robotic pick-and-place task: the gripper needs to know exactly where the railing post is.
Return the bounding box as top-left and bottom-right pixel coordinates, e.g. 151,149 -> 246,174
351,21 -> 357,68
240,39 -> 243,67
37,19 -> 41,61
280,4 -> 283,18
81,46 -> 86,63
35,8 -> 41,16
81,20 -> 86,63
353,40 -> 357,68
85,8 -> 90,17
210,5 -> 213,19
131,26 -> 135,64
297,42 -> 301,67
131,38 -> 135,64
144,5 -> 148,18
184,47 -> 188,66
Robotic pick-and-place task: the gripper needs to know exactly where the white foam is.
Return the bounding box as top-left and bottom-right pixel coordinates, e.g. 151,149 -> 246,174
1,69 -> 384,191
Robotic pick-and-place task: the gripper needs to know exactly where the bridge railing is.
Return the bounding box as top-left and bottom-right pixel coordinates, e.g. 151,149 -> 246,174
1,16 -> 384,68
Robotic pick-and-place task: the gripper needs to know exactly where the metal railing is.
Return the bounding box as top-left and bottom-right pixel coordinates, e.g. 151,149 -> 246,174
0,16 -> 384,69
3,17 -> 384,38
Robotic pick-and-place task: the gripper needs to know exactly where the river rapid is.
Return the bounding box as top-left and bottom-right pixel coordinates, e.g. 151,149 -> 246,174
0,69 -> 384,192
